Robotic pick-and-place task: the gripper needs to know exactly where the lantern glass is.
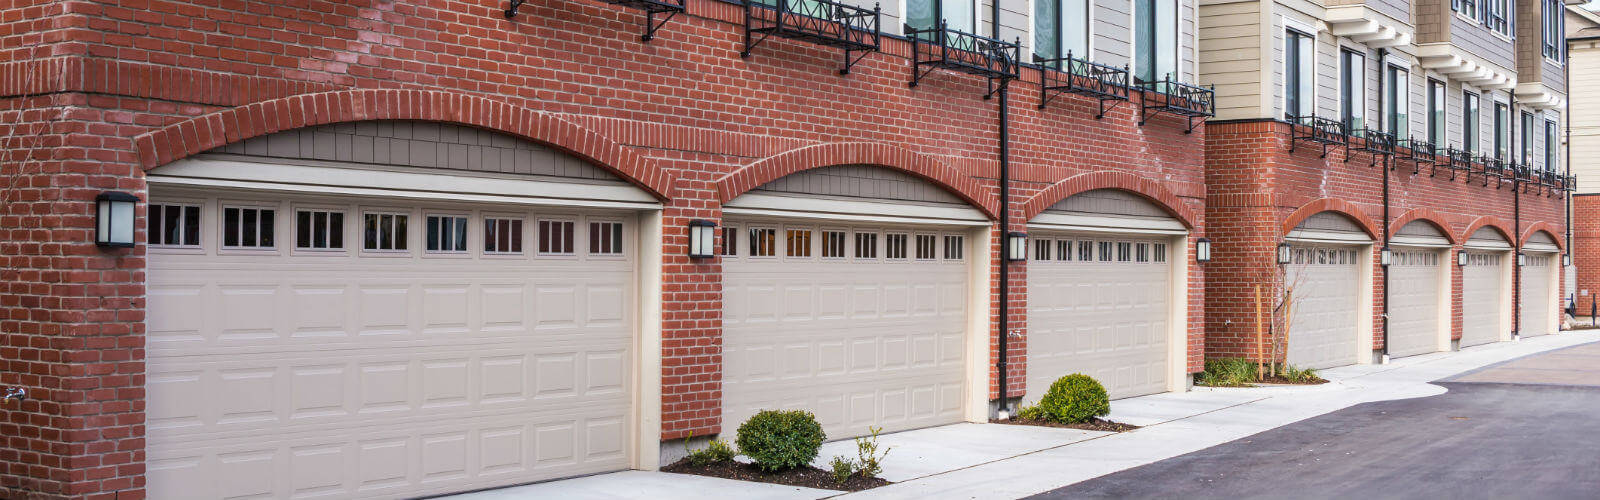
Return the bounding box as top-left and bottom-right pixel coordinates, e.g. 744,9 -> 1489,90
1563,254 -> 1572,267
687,220 -> 716,259
1379,246 -> 1392,267
1518,252 -> 1527,266
1277,242 -> 1292,265
1457,250 -> 1468,267
1196,237 -> 1212,263
1006,232 -> 1028,262
95,191 -> 138,248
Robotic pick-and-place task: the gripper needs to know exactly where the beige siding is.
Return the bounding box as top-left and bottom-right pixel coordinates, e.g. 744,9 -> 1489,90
1199,0 -> 1264,119
1570,44 -> 1600,193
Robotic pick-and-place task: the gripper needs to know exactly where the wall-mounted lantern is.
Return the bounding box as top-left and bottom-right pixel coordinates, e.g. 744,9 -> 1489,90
1457,250 -> 1469,267
1379,246 -> 1393,267
1563,254 -> 1571,267
1006,232 -> 1028,262
95,191 -> 138,248
1195,237 -> 1212,263
1518,252 -> 1528,266
1276,242 -> 1292,265
687,219 -> 717,259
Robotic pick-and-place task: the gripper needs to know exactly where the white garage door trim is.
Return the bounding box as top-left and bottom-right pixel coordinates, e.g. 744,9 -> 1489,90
1023,231 -> 1188,402
150,157 -> 663,210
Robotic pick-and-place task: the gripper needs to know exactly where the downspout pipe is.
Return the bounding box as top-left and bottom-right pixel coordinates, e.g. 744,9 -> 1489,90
1378,48 -> 1391,361
1566,48 -> 1573,310
993,1 -> 1013,416
1513,93 -> 1521,339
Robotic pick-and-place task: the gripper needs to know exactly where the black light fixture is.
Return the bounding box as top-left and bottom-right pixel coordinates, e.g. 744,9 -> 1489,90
1517,252 -> 1528,266
95,191 -> 138,248
1195,237 -> 1212,263
687,219 -> 717,259
1379,246 -> 1393,267
1277,242 -> 1292,265
1006,232 -> 1028,262
1457,250 -> 1469,267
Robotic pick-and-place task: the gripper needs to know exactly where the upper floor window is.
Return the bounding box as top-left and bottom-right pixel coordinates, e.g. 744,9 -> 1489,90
1284,28 -> 1314,121
1463,91 -> 1480,154
1521,111 -> 1535,166
1483,0 -> 1509,35
1493,102 -> 1509,160
1545,119 -> 1559,171
151,204 -> 201,247
1544,0 -> 1564,61
1034,0 -> 1090,64
906,0 -> 976,33
1384,64 -> 1408,138
1454,0 -> 1477,20
1428,79 -> 1446,145
1341,49 -> 1365,133
1133,0 -> 1178,85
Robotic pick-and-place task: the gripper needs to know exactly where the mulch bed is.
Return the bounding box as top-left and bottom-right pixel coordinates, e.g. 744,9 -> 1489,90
661,458 -> 890,492
991,416 -> 1140,432
1254,374 -> 1329,385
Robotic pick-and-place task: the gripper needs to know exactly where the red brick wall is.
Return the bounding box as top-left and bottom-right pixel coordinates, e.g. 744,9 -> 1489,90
0,0 -> 1208,497
1204,120 -> 1568,362
1573,195 -> 1600,315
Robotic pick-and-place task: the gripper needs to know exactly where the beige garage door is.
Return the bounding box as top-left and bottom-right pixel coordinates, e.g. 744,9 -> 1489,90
1284,212 -> 1371,369
1461,228 -> 1511,347
1521,252 -> 1557,337
142,123 -> 652,499
1026,235 -> 1171,400
1386,248 -> 1443,357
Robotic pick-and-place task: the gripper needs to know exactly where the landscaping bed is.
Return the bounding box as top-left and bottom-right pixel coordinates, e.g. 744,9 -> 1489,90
662,458 -> 890,491
1254,373 -> 1329,385
991,416 -> 1140,432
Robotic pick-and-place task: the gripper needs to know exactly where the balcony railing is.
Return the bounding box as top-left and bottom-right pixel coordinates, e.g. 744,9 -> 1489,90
908,22 -> 1019,98
1354,129 -> 1396,166
1442,147 -> 1473,181
1481,156 -> 1511,189
1402,139 -> 1439,175
743,0 -> 881,74
1287,115 -> 1347,157
1036,52 -> 1129,118
1136,74 -> 1214,133
507,0 -> 685,42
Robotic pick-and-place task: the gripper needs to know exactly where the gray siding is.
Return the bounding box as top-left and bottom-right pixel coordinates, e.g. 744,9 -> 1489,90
1449,16 -> 1516,72
210,121 -> 620,182
1542,58 -> 1567,94
752,165 -> 966,204
1044,188 -> 1171,217
1091,0 -> 1131,68
983,0 -> 1029,45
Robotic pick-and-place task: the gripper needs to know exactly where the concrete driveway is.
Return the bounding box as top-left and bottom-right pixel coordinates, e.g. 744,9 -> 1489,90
1035,341 -> 1600,500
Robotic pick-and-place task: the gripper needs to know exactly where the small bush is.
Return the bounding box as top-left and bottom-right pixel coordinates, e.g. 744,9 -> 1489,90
736,410 -> 826,472
1281,364 -> 1319,383
1024,374 -> 1110,424
853,426 -> 890,479
1196,358 -> 1258,387
829,456 -> 855,485
685,437 -> 736,466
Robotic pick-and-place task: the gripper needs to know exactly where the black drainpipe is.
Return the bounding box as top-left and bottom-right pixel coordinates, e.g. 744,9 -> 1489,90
993,2 -> 1013,416
1513,93 -> 1521,338
1566,56 -> 1573,308
1377,48 -> 1391,360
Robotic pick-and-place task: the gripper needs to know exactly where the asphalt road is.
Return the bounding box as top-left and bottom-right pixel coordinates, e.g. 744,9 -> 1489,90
1033,342 -> 1600,500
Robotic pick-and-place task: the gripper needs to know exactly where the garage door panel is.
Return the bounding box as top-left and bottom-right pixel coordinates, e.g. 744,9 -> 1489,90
1285,245 -> 1362,370
1387,249 -> 1443,358
1461,252 -> 1505,346
1521,253 -> 1555,337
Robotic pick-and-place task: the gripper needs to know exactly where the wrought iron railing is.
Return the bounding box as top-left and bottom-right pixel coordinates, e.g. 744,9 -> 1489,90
1036,51 -> 1129,118
908,22 -> 1019,97
1403,139 -> 1439,175
1287,115 -> 1346,158
743,0 -> 880,74
1356,128 -> 1396,156
509,0 -> 686,41
1136,74 -> 1214,133
1482,156 -> 1510,188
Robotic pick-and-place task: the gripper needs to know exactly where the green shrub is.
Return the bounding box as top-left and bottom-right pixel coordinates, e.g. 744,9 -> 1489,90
736,410 -> 826,472
1281,364 -> 1320,383
685,437 -> 737,466
853,426 -> 890,479
1196,358 -> 1258,387
1024,374 -> 1110,424
829,456 -> 856,485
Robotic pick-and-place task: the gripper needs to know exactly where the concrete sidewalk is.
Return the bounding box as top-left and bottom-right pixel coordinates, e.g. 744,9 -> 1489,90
447,331 -> 1600,500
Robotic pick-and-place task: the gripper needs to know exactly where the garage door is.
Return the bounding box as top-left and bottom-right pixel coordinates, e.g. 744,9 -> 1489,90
142,122 -> 654,499
1284,213 -> 1371,369
1024,190 -> 1181,401
1461,228 -> 1511,347
720,166 -> 982,440
1521,233 -> 1560,337
1386,222 -> 1448,358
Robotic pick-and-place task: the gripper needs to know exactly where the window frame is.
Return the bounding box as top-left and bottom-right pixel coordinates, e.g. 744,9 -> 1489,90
423,212 -> 472,256
820,228 -> 849,260
359,208 -> 412,255
1463,91 -> 1480,154
904,0 -> 979,34
1427,79 -> 1446,145
1032,0 -> 1092,65
1132,0 -> 1180,85
534,217 -> 579,257
586,218 -> 627,259
1545,118 -> 1559,172
219,202 -> 280,252
1340,48 -> 1366,133
292,205 -> 348,253
1283,27 -> 1315,121
1384,63 -> 1409,139
747,226 -> 779,259
149,201 -> 204,249
1493,101 -> 1509,160
481,214 -> 526,256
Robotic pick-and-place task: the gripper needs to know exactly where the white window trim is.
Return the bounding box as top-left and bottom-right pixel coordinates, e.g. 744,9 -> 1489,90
747,225 -> 780,260
584,216 -> 629,261
358,208 -> 414,257
217,201 -> 282,253
853,229 -> 881,262
480,213 -> 528,258
1280,17 -> 1317,120
819,227 -> 850,261
149,199 -> 205,250
422,212 -> 473,257
885,232 -> 911,261
290,203 -> 351,255
534,217 -> 580,258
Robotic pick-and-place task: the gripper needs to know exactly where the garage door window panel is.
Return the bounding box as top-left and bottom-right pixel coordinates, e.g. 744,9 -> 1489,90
722,225 -> 739,256
295,208 -> 345,252
943,235 -> 964,260
854,232 -> 878,260
886,233 -> 909,260
537,219 -> 577,255
425,214 -> 470,254
914,234 -> 938,260
1035,239 -> 1053,261
221,204 -> 277,250
749,227 -> 777,258
363,211 -> 410,253
483,216 -> 524,255
785,228 -> 813,259
821,230 -> 848,260
151,203 -> 202,248
589,220 -> 625,257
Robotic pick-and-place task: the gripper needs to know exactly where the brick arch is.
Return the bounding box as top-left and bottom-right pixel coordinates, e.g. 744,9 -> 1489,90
1280,198 -> 1381,239
1520,222 -> 1566,252
714,142 -> 999,218
1018,171 -> 1198,229
131,89 -> 675,200
1459,216 -> 1516,245
1388,208 -> 1458,244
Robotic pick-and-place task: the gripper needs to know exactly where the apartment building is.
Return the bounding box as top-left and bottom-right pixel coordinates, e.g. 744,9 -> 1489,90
1198,0 -> 1570,367
1569,5 -> 1600,315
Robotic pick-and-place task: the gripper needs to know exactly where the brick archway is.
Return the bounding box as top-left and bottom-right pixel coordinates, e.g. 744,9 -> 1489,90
1017,171 -> 1198,228
1280,198 -> 1381,239
714,142 -> 1000,218
1459,216 -> 1516,245
131,89 -> 675,200
1520,223 -> 1567,251
1388,208 -> 1459,244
